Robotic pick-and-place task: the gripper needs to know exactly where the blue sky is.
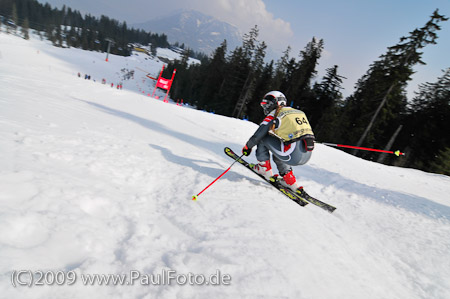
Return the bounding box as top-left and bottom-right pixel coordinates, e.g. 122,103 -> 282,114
38,0 -> 449,98
263,0 -> 450,97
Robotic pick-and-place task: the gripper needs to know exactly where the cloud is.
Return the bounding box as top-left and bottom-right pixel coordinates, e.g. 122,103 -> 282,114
192,0 -> 294,51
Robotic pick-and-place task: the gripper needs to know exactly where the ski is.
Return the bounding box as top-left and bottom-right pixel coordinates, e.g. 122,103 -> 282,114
224,147 -> 308,207
224,147 -> 337,213
267,168 -> 336,213
294,186 -> 336,213
267,172 -> 336,213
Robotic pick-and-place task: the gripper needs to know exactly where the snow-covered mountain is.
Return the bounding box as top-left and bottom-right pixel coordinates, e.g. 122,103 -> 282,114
133,10 -> 242,55
1,32 -> 450,299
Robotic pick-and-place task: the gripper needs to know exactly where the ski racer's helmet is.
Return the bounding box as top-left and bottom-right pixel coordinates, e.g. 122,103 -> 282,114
260,91 -> 287,115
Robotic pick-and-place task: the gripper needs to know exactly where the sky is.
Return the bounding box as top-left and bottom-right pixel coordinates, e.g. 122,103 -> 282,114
37,0 -> 450,98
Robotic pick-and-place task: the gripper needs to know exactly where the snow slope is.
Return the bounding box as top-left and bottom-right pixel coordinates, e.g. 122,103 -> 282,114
1,32 -> 450,299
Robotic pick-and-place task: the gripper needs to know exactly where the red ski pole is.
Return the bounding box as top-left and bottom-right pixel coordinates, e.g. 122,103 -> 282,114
321,142 -> 405,156
192,154 -> 244,200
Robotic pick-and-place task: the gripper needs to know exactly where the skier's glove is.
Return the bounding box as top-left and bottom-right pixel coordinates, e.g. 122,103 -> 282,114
242,145 -> 252,156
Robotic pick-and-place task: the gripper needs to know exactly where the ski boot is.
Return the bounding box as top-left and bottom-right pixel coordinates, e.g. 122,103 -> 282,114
279,169 -> 300,191
252,160 -> 274,180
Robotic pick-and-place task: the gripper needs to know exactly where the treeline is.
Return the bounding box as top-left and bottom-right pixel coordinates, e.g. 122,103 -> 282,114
0,0 -> 171,56
166,11 -> 449,175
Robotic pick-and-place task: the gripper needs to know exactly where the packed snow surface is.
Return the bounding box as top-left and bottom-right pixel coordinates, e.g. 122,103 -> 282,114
1,32 -> 450,299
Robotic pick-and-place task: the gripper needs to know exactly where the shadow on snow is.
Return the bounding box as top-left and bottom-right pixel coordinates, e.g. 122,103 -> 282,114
77,98 -> 450,220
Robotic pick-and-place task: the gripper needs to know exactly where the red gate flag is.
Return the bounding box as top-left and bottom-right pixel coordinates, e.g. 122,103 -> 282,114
152,68 -> 176,101
156,77 -> 172,90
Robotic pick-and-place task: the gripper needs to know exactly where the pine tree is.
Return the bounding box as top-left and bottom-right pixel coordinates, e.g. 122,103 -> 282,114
218,46 -> 248,116
21,17 -> 29,39
312,65 -> 346,140
345,9 -> 448,157
429,148 -> 450,176
233,40 -> 267,119
241,25 -> 258,60
196,40 -> 227,110
404,68 -> 450,173
10,2 -> 18,34
180,48 -> 190,67
247,61 -> 274,122
232,26 -> 267,118
80,27 -> 88,50
286,37 -> 324,110
55,24 -> 63,46
272,46 -> 291,90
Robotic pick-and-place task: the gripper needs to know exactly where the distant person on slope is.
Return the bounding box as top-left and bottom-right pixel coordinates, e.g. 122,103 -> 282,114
242,91 -> 315,191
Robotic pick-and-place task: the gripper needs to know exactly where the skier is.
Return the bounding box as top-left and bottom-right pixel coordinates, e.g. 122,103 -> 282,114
242,91 -> 315,191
